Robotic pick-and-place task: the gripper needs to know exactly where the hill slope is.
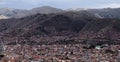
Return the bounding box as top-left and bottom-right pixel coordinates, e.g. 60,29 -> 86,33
0,6 -> 64,18
79,18 -> 120,44
0,11 -> 120,45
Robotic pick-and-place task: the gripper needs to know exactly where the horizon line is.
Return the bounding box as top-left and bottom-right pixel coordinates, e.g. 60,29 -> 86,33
0,6 -> 120,10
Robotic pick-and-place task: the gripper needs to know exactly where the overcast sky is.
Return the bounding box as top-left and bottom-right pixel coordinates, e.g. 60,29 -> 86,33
0,0 -> 120,9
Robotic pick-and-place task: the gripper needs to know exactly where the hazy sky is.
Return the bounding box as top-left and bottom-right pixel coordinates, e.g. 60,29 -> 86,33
0,0 -> 120,9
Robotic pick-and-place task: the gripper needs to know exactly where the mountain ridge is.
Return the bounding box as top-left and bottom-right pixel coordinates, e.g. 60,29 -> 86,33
1,6 -> 120,19
0,6 -> 64,19
0,7 -> 120,45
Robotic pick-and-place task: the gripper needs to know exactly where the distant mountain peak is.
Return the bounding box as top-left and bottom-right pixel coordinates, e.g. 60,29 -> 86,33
38,6 -> 56,8
30,6 -> 64,14
32,6 -> 59,9
66,8 -> 88,11
0,6 -> 64,18
0,7 -> 14,11
0,15 -> 10,19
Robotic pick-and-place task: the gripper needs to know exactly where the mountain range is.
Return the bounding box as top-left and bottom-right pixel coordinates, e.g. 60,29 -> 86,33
0,6 -> 120,45
0,6 -> 64,19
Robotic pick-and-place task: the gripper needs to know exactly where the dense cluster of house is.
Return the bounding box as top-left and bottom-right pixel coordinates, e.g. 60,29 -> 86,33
0,44 -> 120,62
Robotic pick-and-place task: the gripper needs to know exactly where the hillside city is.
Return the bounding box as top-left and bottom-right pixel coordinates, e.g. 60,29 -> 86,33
0,43 -> 120,62
0,6 -> 120,62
